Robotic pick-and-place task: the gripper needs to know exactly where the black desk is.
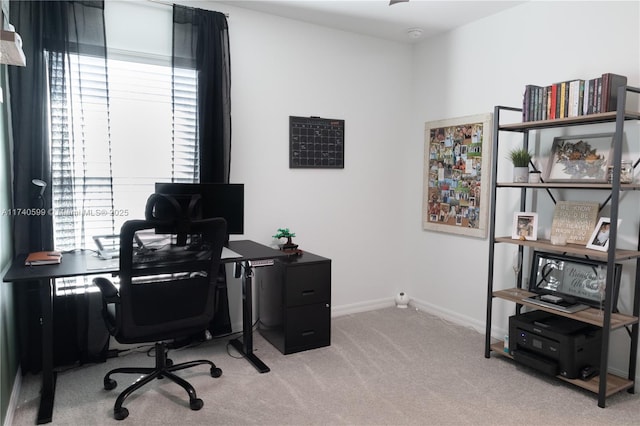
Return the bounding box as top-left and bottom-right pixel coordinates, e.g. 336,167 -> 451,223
3,240 -> 285,424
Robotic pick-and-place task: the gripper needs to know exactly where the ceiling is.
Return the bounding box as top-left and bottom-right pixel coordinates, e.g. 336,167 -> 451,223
218,0 -> 526,43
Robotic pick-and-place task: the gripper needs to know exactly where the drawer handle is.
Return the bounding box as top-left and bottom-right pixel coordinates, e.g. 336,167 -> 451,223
302,290 -> 315,296
301,330 -> 315,337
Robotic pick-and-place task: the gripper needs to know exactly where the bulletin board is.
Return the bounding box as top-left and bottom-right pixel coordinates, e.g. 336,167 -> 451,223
289,116 -> 344,168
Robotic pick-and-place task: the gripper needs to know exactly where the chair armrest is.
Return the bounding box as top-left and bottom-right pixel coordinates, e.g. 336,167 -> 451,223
93,277 -> 119,303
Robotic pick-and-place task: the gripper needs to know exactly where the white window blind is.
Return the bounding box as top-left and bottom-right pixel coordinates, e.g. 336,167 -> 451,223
49,51 -> 198,295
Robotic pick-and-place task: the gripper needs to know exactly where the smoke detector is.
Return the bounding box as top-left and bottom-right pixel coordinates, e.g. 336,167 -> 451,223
407,28 -> 423,40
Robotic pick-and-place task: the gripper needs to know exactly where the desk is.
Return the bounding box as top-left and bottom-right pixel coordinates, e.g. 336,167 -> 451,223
3,240 -> 285,424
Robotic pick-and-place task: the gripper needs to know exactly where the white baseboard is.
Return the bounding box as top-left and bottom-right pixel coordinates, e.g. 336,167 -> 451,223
408,296 -> 486,334
331,297 -> 395,317
4,366 -> 22,426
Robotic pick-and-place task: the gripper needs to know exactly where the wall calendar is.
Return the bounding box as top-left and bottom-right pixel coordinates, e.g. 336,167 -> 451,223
289,116 -> 344,168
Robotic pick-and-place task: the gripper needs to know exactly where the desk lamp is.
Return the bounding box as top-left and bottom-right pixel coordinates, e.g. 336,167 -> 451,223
32,178 -> 47,250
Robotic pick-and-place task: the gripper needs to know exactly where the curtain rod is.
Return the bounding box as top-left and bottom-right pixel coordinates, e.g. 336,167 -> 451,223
146,0 -> 229,17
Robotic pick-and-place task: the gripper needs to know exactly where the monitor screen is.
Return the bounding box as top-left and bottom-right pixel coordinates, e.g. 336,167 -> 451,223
528,251 -> 621,311
154,183 -> 244,235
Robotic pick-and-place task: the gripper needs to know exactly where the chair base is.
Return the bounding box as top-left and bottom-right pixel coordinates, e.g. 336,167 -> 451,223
103,342 -> 222,420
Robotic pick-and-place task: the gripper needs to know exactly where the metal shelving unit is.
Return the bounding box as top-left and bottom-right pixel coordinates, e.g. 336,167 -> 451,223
484,86 -> 640,408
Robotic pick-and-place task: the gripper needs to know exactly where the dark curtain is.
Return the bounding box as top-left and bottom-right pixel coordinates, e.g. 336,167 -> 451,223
172,5 -> 231,184
8,0 -> 109,373
172,5 -> 232,336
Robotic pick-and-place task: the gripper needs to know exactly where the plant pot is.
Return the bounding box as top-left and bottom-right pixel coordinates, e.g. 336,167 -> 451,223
513,167 -> 529,183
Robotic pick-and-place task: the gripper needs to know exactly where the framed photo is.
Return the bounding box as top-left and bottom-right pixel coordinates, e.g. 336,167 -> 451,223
422,113 -> 492,238
529,251 -> 622,310
586,217 -> 619,251
511,212 -> 538,241
544,133 -> 614,183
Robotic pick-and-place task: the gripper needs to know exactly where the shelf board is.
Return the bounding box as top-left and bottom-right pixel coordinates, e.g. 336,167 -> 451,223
498,110 -> 640,131
493,288 -> 639,329
496,182 -> 640,191
494,237 -> 640,261
489,342 -> 634,397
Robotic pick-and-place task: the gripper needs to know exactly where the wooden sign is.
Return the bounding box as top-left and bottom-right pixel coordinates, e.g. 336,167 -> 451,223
550,201 -> 599,245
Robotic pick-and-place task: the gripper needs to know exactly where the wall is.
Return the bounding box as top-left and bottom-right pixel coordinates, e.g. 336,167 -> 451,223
191,1 -> 414,319
406,1 -> 640,377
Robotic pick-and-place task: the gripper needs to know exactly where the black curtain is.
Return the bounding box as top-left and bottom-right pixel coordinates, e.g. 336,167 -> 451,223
172,5 -> 231,184
8,0 -> 108,373
172,5 -> 232,336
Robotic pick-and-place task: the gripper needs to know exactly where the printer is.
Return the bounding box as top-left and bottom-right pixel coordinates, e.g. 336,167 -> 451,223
509,310 -> 601,379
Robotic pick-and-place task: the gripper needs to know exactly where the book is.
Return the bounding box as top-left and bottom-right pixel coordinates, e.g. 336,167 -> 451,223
559,81 -> 567,118
568,80 -> 581,117
523,84 -> 543,122
584,78 -> 596,115
25,251 -> 62,266
601,73 -> 627,112
550,201 -> 599,245
595,77 -> 602,113
549,83 -> 558,119
546,85 -> 553,120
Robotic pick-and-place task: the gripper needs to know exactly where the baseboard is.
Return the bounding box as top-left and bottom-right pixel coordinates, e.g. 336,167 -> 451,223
4,366 -> 22,426
330,298 -> 395,317
409,296 -> 486,333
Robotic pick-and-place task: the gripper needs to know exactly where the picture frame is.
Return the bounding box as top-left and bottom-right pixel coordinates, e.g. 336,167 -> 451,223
529,251 -> 622,310
544,132 -> 614,183
586,217 -> 619,252
511,212 -> 538,241
422,113 -> 492,238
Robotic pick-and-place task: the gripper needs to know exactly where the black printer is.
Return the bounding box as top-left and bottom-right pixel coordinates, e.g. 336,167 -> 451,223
509,310 -> 601,379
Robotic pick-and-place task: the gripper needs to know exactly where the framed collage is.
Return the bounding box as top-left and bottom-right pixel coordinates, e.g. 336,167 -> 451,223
422,113 -> 492,238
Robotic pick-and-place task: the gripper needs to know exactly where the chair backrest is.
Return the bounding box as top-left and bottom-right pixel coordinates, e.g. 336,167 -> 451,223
113,217 -> 227,343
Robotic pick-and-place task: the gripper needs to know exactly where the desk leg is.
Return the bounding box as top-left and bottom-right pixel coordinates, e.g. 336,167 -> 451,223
229,261 -> 270,373
37,279 -> 56,424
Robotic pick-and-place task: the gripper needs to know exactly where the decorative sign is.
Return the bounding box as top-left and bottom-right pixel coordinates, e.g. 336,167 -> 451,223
550,201 -> 599,245
289,116 -> 344,168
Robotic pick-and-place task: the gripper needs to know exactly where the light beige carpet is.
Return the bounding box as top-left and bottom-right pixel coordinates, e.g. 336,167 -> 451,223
10,307 -> 640,425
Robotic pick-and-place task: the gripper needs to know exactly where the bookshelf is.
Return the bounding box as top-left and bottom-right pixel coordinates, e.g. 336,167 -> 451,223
484,85 -> 640,408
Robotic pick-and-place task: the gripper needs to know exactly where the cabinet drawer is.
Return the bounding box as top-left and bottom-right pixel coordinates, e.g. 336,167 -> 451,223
284,303 -> 331,353
285,262 -> 331,307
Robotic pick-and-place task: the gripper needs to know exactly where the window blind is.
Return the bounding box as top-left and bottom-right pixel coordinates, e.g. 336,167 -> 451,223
49,52 -> 198,295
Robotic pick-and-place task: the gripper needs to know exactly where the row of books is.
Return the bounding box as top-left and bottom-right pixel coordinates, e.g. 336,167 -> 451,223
522,73 -> 627,122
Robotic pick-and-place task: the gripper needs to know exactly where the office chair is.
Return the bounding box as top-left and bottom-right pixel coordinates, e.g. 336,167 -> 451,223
93,216 -> 227,420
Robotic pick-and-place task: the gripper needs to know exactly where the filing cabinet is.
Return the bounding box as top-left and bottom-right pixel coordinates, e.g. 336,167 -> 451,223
258,251 -> 331,354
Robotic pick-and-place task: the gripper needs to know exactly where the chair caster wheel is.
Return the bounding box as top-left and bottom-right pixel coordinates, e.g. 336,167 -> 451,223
190,398 -> 204,411
166,358 -> 173,367
114,407 -> 129,420
104,378 -> 117,390
210,367 -> 222,378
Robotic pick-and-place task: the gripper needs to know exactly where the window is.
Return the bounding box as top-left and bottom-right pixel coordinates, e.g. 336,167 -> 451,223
49,50 -> 198,294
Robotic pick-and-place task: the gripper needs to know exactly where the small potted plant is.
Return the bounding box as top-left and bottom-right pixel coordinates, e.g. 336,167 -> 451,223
508,148 -> 532,182
273,228 -> 299,252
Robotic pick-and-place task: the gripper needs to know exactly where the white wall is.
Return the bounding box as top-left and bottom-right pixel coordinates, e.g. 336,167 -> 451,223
407,0 -> 640,376
195,2 -> 414,318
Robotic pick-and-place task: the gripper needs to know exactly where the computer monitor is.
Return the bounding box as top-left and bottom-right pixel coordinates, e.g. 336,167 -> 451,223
154,183 -> 244,236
